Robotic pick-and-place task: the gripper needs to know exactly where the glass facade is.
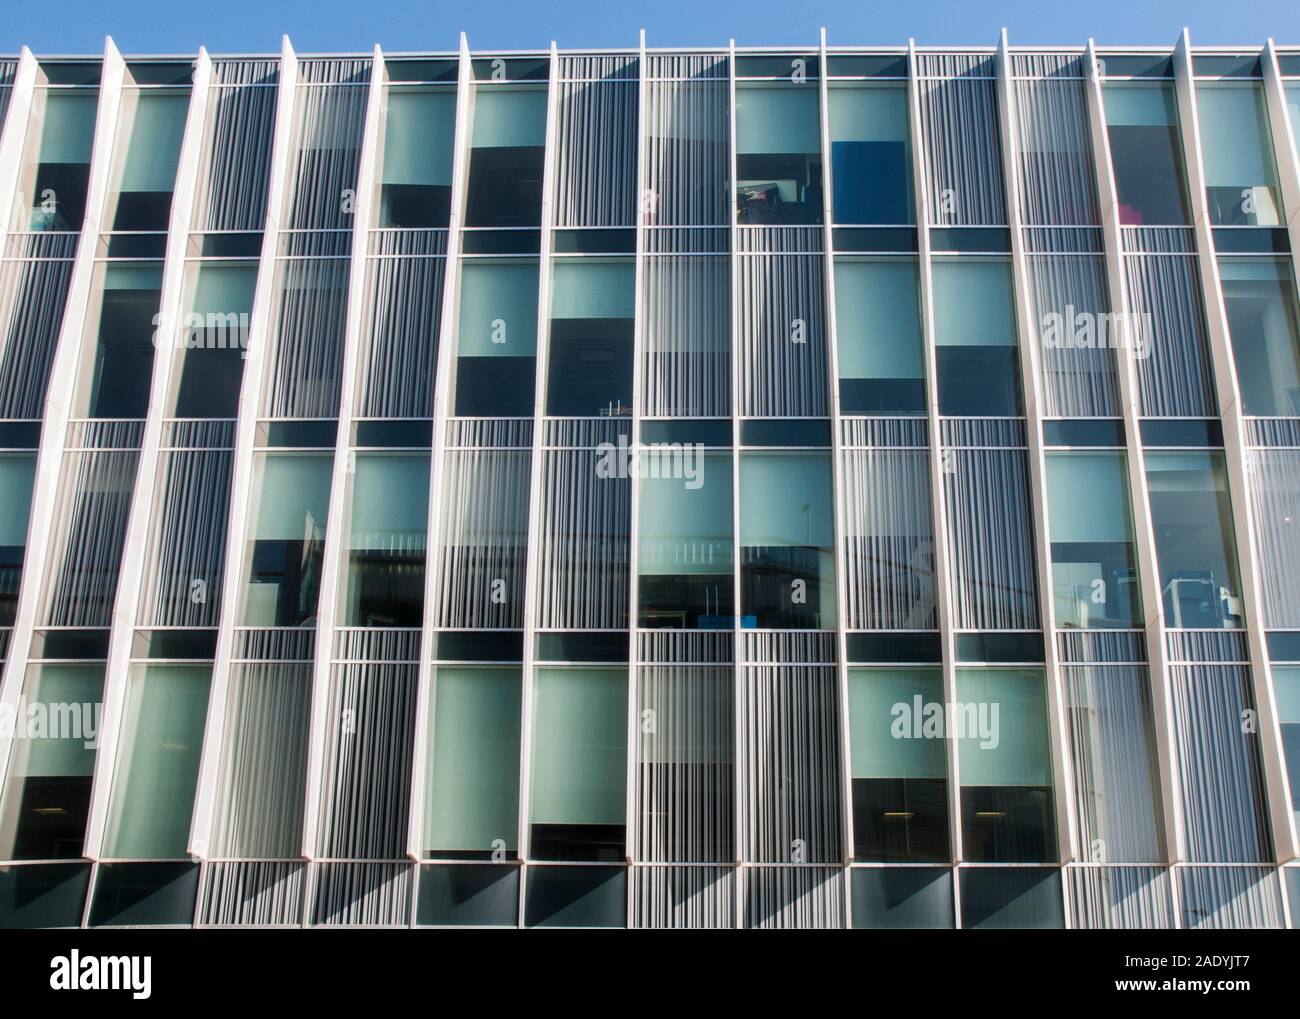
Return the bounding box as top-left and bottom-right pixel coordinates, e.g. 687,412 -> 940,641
0,37 -> 1297,933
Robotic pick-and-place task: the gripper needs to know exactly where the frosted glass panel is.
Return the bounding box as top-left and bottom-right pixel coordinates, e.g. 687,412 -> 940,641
115,91 -> 188,193
739,452 -> 834,548
425,667 -> 522,854
550,261 -> 634,319
1196,83 -> 1281,226
348,452 -> 429,547
735,84 -> 821,155
530,668 -> 627,826
102,665 -> 210,859
1046,452 -> 1134,542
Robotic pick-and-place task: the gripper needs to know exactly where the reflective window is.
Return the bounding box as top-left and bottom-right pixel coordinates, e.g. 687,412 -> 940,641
1145,452 -> 1243,628
104,89 -> 189,232
171,261 -> 257,417
834,258 -> 925,414
637,450 -> 733,628
341,452 -> 429,626
378,86 -> 456,228
739,451 -> 836,628
1274,667 -> 1300,832
241,452 -> 332,626
932,258 -> 1022,416
1045,452 -> 1142,628
1103,82 -> 1191,226
546,259 -> 634,416
1219,257 -> 1300,417
75,263 -> 163,419
102,664 -> 210,859
848,668 -> 950,861
424,667 -> 522,858
827,83 -> 912,224
957,668 -> 1056,863
529,667 -> 627,860
735,83 -> 823,224
0,665 -> 104,859
454,260 -> 538,416
21,89 -> 98,231
1196,83 -> 1282,226
0,453 -> 37,627
464,87 -> 547,227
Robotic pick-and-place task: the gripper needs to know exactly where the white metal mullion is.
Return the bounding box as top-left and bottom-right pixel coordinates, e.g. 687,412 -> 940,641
300,44 -> 385,861
0,48 -> 37,222
405,33 -> 473,864
83,50 -> 214,859
188,35 -> 300,859
816,29 -> 856,909
994,32 -> 1080,882
0,38 -> 125,800
726,38 -> 745,923
907,40 -> 964,900
1173,29 -> 1299,866
625,29 -> 647,882
515,41 -> 561,911
1083,42 -> 1187,929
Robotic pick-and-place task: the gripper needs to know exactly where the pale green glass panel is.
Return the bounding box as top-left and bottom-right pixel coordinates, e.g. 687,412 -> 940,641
189,262 -> 257,316
1103,82 -> 1178,126
828,83 -> 909,142
3,665 -> 104,779
457,261 -> 539,357
530,667 -> 627,826
36,91 -> 98,163
102,665 -> 210,858
116,91 -> 188,193
637,451 -> 733,577
834,258 -> 923,379
735,84 -> 821,155
425,667 -> 522,853
931,259 -> 1016,347
1045,452 -> 1134,544
348,452 -> 429,549
470,88 -> 547,148
848,668 -> 946,779
1273,666 -> 1300,723
956,668 -> 1052,788
382,88 -> 455,186
247,453 -> 332,541
0,453 -> 37,547
739,452 -> 834,548
550,261 -> 634,319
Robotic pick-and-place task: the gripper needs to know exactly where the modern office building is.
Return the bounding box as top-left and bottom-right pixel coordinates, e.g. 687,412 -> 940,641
0,27 -> 1297,929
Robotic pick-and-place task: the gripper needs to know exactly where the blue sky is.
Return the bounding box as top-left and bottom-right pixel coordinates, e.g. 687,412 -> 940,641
2,0 -> 1298,54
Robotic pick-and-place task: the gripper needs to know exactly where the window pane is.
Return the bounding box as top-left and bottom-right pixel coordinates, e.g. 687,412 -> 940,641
379,86 -> 456,227
106,89 -> 189,231
0,453 -> 36,627
455,260 -> 538,416
24,90 -> 98,230
529,667 -> 627,860
851,867 -> 954,929
1045,452 -> 1141,628
77,263 -> 163,419
735,83 -> 823,225
172,261 -> 257,418
546,259 -> 634,416
242,452 -> 332,625
834,258 -> 925,414
0,665 -> 104,859
960,867 -> 1063,928
637,450 -> 733,628
424,667 -> 521,857
932,258 -> 1023,416
1272,666 -> 1300,833
828,83 -> 912,224
957,667 -> 1056,862
1196,83 -> 1282,226
1103,82 -> 1191,226
1219,257 -> 1300,417
464,87 -> 547,227
342,452 -> 429,626
1145,452 -> 1243,628
102,664 -> 210,859
848,668 -> 949,861
739,451 -> 836,628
